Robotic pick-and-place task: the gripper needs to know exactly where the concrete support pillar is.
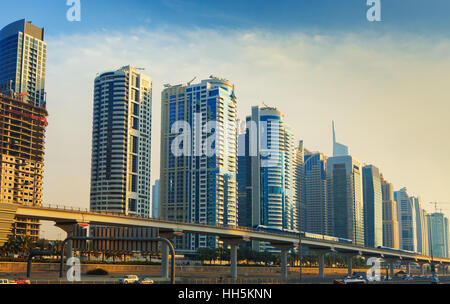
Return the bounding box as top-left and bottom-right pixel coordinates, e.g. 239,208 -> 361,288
271,242 -> 295,281
318,253 -> 325,279
230,244 -> 238,279
420,263 -> 425,276
161,242 -> 169,279
280,249 -> 288,280
347,256 -> 353,277
389,260 -> 394,279
221,237 -> 249,279
55,223 -> 75,260
406,262 -> 411,275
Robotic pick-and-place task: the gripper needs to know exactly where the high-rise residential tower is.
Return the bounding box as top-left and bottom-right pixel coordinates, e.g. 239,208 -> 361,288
394,188 -> 417,252
427,212 -> 449,258
295,141 -> 305,232
237,106 -> 296,251
380,176 -> 399,249
411,196 -> 428,254
0,19 -> 47,107
0,92 -> 48,241
160,76 -> 237,251
362,165 -> 383,248
303,150 -> 328,235
90,66 -> 152,217
326,155 -> 364,246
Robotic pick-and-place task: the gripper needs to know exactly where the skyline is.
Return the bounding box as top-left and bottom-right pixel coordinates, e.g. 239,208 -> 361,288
1,2 -> 448,239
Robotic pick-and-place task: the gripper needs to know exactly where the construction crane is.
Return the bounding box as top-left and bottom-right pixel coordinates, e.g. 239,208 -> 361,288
429,202 -> 450,213
187,77 -> 197,86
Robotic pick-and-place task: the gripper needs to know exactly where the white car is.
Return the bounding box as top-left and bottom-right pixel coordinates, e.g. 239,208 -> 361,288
0,279 -> 12,284
119,275 -> 140,284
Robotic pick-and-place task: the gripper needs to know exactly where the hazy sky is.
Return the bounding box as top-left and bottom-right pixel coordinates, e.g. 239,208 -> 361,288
1,1 -> 449,238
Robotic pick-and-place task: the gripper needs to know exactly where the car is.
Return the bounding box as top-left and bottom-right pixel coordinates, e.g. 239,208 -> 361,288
352,272 -> 367,280
136,277 -> 154,284
431,275 -> 440,284
119,275 -> 140,284
14,278 -> 31,284
334,276 -> 367,284
401,275 -> 413,281
0,279 -> 12,284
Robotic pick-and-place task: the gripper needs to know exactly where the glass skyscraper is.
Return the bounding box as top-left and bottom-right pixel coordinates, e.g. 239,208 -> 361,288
0,19 -> 47,107
380,175 -> 400,249
362,165 -> 383,247
326,155 -> 364,246
303,150 -> 328,235
427,212 -> 449,258
237,106 -> 296,252
332,121 -> 348,157
160,76 -> 237,251
411,196 -> 428,254
394,188 -> 417,252
90,66 -> 152,217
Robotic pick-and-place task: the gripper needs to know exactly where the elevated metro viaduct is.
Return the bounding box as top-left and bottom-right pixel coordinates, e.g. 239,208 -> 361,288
1,203 -> 449,280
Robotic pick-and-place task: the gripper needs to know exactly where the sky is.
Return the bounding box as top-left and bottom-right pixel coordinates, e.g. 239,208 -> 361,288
1,0 -> 450,239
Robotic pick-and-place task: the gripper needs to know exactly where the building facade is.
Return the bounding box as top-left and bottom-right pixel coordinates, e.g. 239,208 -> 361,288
332,121 -> 348,157
394,188 -> 417,252
326,155 -> 364,246
160,76 -> 237,251
0,19 -> 47,107
427,213 -> 449,258
295,140 -> 305,232
362,165 -> 383,248
380,176 -> 399,249
411,196 -> 428,255
0,92 -> 48,241
237,106 -> 296,252
151,179 -> 160,218
90,66 -> 152,217
303,150 -> 328,235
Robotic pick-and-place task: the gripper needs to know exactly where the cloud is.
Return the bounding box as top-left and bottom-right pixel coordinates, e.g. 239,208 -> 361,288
41,26 -> 450,238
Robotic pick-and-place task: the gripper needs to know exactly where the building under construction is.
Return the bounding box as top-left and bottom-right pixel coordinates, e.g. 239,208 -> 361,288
0,91 -> 48,241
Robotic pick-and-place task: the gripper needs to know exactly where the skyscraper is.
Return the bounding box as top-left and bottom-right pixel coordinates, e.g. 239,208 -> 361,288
151,179 -> 160,218
0,92 -> 48,241
295,140 -> 305,232
332,121 -> 349,157
303,150 -> 328,235
362,165 -> 383,247
394,188 -> 417,252
0,19 -> 47,107
421,208 -> 429,256
380,176 -> 399,249
411,196 -> 427,254
326,155 -> 364,246
236,106 -> 296,252
160,76 -> 237,251
427,212 -> 449,258
90,66 -> 152,217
